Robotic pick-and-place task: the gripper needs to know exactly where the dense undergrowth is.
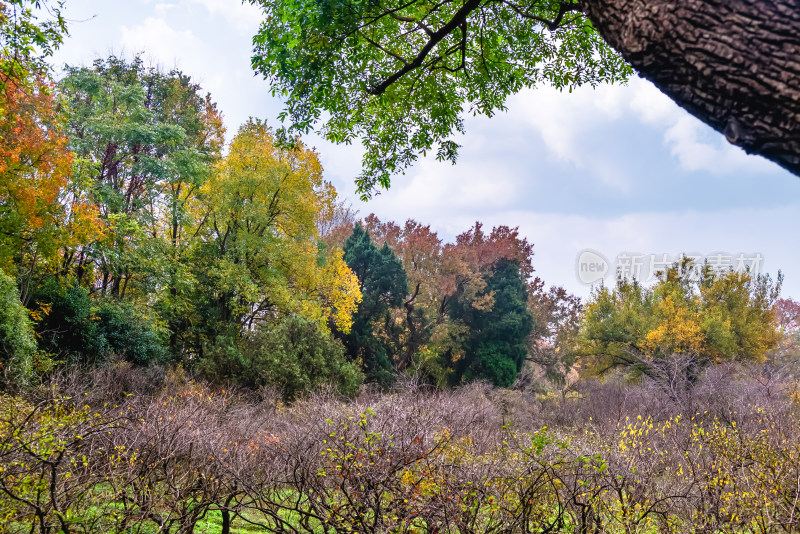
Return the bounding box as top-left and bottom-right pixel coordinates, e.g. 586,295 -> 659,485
1,362 -> 798,533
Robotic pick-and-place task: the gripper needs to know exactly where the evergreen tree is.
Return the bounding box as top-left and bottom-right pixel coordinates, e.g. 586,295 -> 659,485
338,224 -> 407,386
451,259 -> 533,388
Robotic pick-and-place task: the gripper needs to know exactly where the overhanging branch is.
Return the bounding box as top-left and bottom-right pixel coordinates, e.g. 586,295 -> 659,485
367,0 -> 483,95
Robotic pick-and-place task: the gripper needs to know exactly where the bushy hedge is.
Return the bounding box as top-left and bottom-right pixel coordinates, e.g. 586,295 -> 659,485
32,280 -> 168,365
199,314 -> 363,401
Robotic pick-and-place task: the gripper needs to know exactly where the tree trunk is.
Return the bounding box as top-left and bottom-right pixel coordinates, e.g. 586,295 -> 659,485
583,0 -> 800,176
221,508 -> 231,534
398,283 -> 421,372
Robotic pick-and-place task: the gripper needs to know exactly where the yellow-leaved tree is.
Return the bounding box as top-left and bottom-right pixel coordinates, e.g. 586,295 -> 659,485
578,260 -> 780,387
194,119 -> 361,336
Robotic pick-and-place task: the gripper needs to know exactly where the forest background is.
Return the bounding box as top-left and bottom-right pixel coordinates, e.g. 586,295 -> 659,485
2,1 -> 800,533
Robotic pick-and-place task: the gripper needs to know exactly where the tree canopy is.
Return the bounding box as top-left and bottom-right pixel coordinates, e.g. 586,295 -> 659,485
450,258 -> 533,387
249,0 -> 800,193
0,267 -> 36,385
249,0 -> 631,196
578,260 -> 782,381
0,0 -> 67,88
0,4 -> 792,399
337,223 -> 407,385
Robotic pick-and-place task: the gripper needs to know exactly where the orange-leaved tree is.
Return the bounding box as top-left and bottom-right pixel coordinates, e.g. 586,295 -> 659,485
0,72 -> 101,302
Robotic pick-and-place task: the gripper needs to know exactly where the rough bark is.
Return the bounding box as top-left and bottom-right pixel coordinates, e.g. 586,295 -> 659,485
584,0 -> 800,176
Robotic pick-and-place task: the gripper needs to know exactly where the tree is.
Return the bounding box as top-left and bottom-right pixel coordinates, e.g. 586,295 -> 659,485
438,222 -> 535,386
0,268 -> 36,386
524,278 -> 582,386
200,314 -> 363,401
249,0 -> 799,193
582,0 -> 800,178
578,260 -> 782,385
357,216 -> 447,374
449,258 -> 533,387
338,216 -> 539,384
189,119 -> 361,357
0,3 -> 85,298
30,280 -> 168,366
0,0 -> 67,90
249,0 -> 630,195
338,224 -> 407,386
52,56 -> 229,364
58,56 -> 225,300
773,297 -> 800,368
0,71 -> 79,295
775,298 -> 800,333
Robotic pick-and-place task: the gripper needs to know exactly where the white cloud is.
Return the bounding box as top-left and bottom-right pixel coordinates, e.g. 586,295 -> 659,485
360,159 -> 519,229
184,0 -> 262,32
506,84 -> 638,192
121,16 -> 224,82
509,84 -> 627,166
120,17 -> 229,117
628,78 -> 680,125
663,115 -> 776,175
120,17 -> 200,64
154,3 -> 176,16
507,77 -> 777,182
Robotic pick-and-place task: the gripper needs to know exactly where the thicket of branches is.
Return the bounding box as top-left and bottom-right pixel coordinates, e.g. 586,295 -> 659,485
1,360 -> 798,533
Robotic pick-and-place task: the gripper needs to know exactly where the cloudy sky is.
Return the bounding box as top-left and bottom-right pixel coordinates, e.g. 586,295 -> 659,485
52,0 -> 800,299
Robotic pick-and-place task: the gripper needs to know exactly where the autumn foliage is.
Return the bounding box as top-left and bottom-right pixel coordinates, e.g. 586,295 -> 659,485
0,8 -> 797,534
578,260 -> 782,383
0,73 -> 94,283
0,34 -> 788,403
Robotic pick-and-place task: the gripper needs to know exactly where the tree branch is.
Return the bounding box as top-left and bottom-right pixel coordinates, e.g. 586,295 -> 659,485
501,0 -> 581,31
367,0 -> 483,95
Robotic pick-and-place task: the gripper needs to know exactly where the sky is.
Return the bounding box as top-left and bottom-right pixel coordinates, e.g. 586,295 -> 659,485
51,0 -> 800,299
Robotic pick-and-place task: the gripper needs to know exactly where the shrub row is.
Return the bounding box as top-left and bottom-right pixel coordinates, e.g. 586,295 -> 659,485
0,365 -> 798,533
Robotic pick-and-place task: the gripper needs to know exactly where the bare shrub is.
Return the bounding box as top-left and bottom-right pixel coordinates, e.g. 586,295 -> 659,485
4,360 -> 798,533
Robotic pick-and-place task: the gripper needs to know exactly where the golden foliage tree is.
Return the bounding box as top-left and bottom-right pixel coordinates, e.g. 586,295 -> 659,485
579,260 -> 781,379
196,119 -> 361,335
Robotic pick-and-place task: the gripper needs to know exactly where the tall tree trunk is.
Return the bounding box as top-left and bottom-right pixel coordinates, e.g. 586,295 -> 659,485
583,0 -> 800,176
